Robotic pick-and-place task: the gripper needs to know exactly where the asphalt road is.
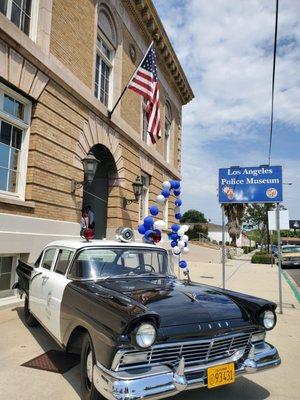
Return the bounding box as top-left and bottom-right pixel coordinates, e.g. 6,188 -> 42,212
286,267 -> 300,287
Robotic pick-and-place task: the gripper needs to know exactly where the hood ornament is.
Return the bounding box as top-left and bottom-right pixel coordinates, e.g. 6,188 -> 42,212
184,292 -> 199,302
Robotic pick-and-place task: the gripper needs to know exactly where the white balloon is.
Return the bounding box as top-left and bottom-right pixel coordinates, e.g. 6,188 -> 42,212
162,181 -> 171,190
183,247 -> 189,254
172,246 -> 181,255
181,225 -> 189,233
177,229 -> 184,237
156,194 -> 166,205
153,219 -> 166,230
182,235 -> 189,242
178,240 -> 185,249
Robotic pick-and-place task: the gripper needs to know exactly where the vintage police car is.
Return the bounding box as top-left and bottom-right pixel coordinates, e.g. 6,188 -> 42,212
15,231 -> 281,400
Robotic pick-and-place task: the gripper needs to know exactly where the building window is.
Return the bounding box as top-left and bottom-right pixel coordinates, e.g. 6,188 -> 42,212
142,98 -> 148,142
0,255 -> 18,298
94,34 -> 113,107
0,83 -> 31,199
139,173 -> 150,221
95,7 -> 117,108
164,101 -> 172,162
0,0 -> 32,36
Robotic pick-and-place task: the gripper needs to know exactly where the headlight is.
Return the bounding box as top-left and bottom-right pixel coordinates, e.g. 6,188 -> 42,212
135,323 -> 156,348
260,310 -> 276,330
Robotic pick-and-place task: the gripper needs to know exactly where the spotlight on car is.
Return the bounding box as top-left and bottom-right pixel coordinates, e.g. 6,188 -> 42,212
116,227 -> 134,242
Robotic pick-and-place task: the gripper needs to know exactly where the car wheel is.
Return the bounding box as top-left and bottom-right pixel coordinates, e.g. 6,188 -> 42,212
80,333 -> 102,400
24,295 -> 39,327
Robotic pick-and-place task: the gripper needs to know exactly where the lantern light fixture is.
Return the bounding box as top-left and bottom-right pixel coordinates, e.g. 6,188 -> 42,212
71,151 -> 99,193
123,176 -> 144,208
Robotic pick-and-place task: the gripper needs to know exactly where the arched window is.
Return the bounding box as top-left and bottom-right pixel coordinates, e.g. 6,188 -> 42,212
164,101 -> 172,162
94,6 -> 117,107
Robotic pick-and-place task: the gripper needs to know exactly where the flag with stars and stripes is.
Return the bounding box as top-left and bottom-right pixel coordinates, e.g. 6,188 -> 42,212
127,42 -> 161,144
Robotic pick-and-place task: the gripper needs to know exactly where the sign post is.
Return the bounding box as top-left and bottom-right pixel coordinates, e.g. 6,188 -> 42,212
218,165 -> 283,309
276,204 -> 283,314
221,205 -> 226,288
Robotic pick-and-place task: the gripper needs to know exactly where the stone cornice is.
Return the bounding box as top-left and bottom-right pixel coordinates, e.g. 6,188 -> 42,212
124,0 -> 194,105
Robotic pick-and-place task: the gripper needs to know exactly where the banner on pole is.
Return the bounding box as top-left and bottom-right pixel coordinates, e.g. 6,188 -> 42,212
218,165 -> 283,204
268,209 -> 289,231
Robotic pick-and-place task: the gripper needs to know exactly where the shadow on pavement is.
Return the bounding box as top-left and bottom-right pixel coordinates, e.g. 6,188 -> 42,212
13,306 -> 82,398
171,377 -> 270,400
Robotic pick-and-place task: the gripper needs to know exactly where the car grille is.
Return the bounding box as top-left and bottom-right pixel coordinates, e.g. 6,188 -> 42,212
116,332 -> 252,370
284,257 -> 300,262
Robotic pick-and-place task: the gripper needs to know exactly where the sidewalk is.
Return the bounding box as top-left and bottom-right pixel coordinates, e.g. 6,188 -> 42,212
178,247 -> 300,400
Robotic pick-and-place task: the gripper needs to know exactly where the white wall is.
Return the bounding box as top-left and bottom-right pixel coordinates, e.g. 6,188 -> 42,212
0,213 -> 80,262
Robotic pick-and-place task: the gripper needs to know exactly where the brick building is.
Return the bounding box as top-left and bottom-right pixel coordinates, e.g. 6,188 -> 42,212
0,0 -> 193,303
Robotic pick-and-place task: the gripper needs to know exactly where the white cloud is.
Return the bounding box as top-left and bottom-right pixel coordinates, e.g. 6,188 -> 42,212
154,0 -> 300,222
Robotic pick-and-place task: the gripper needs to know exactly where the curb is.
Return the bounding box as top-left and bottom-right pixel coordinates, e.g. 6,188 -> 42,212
282,270 -> 300,304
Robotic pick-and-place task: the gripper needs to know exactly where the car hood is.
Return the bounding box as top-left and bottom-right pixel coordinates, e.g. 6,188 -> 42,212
282,252 -> 300,257
100,278 -> 249,327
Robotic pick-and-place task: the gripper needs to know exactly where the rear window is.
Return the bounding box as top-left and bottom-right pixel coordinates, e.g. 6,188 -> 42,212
41,249 -> 56,270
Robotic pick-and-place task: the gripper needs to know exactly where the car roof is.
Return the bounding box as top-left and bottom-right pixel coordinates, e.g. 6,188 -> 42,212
44,239 -> 165,251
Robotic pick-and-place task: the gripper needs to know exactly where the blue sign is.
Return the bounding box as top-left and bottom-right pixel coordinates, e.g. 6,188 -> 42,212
219,166 -> 283,203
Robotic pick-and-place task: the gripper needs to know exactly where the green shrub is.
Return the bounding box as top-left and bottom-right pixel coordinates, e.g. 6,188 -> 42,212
251,251 -> 274,264
242,246 -> 256,254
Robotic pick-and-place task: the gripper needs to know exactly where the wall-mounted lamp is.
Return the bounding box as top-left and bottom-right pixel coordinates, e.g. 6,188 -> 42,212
71,151 -> 99,193
123,176 -> 143,209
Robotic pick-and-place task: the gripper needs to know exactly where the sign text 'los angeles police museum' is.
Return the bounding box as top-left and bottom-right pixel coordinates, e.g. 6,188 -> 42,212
219,166 -> 283,204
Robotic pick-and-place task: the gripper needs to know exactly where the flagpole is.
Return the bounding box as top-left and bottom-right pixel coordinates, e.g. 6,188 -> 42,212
108,41 -> 154,119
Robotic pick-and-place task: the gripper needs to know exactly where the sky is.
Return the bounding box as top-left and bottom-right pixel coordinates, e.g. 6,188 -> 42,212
153,0 -> 300,223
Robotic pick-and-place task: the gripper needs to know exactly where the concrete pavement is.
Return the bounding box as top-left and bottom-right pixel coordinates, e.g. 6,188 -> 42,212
0,246 -> 299,400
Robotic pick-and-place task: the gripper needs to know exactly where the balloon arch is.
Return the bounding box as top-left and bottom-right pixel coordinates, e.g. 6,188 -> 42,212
137,180 -> 189,271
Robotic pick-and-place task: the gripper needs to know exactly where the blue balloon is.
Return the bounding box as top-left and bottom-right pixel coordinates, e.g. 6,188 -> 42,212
171,224 -> 180,232
144,229 -> 154,238
175,213 -> 182,220
171,240 -> 178,248
169,180 -> 175,189
144,216 -> 154,229
175,199 -> 182,207
179,260 -> 187,269
149,205 -> 159,216
173,181 -> 181,190
173,190 -> 181,197
161,189 -> 170,198
138,224 -> 146,234
170,233 -> 179,240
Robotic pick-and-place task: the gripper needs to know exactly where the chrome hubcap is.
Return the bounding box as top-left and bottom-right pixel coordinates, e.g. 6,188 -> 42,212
86,350 -> 93,383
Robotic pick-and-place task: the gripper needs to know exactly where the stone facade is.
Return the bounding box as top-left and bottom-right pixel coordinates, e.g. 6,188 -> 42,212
0,0 -> 193,289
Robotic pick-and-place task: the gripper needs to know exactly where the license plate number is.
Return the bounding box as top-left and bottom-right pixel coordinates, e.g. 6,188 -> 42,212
207,363 -> 235,389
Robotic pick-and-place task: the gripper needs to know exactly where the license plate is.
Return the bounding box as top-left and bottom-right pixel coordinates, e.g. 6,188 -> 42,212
207,363 -> 235,389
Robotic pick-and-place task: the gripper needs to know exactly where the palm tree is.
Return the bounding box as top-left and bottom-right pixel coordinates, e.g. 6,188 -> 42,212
223,204 -> 246,246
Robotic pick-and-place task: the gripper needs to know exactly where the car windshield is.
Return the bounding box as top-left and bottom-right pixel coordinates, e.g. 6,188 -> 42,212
69,247 -> 170,280
282,246 -> 300,253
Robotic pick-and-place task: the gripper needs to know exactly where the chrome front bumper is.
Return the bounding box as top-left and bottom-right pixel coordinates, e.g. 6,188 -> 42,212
93,342 -> 281,400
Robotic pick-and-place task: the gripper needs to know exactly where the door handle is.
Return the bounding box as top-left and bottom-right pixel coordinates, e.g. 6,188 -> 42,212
42,275 -> 49,283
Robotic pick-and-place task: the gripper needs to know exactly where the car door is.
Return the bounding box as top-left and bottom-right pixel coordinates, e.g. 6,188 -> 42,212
29,247 -> 57,322
41,248 -> 73,342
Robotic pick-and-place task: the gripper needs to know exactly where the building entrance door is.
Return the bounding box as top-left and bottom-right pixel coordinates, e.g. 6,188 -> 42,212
82,144 -> 117,239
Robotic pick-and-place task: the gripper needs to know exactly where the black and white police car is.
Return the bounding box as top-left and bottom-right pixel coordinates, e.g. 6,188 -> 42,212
15,228 -> 280,400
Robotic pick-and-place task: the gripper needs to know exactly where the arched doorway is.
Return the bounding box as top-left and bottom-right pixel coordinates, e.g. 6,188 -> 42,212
82,144 -> 117,239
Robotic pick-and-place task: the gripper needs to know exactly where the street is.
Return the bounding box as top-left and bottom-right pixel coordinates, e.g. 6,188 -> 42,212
286,268 -> 300,287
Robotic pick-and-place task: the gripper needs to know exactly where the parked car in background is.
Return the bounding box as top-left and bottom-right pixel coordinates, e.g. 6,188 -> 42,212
14,232 -> 281,400
280,245 -> 300,268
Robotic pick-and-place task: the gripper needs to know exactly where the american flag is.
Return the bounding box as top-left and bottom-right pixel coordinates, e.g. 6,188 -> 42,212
128,42 -> 161,144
